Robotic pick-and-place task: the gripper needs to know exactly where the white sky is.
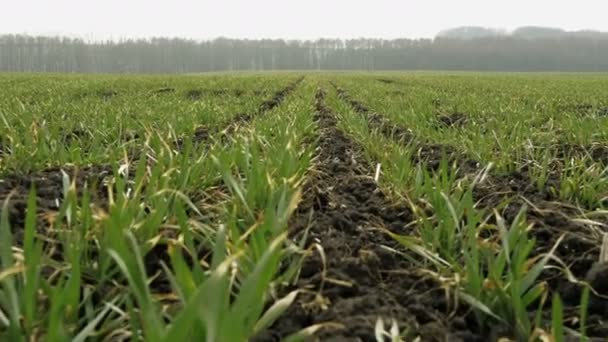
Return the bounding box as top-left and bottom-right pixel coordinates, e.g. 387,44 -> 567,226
1,0 -> 607,40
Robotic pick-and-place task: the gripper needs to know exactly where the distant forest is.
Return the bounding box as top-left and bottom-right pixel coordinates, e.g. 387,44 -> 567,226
2,27 -> 608,73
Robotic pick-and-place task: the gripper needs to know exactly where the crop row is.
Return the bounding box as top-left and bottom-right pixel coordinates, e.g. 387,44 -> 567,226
1,73 -> 608,341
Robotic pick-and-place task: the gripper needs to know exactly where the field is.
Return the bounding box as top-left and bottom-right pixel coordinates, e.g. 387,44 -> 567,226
1,72 -> 608,341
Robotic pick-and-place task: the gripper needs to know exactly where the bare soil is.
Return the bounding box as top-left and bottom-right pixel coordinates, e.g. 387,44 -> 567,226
0,165 -> 113,245
437,112 -> 468,128
259,89 -> 484,341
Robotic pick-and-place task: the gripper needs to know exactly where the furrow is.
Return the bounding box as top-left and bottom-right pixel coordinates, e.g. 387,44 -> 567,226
261,88 -> 482,341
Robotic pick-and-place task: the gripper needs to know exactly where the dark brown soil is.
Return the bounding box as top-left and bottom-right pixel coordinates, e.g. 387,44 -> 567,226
437,112 -> 468,128
414,143 -> 480,174
155,87 -> 175,94
185,89 -> 247,100
377,78 -> 398,85
259,77 -> 304,112
192,126 -> 211,143
0,165 -> 113,245
259,89 -> 484,342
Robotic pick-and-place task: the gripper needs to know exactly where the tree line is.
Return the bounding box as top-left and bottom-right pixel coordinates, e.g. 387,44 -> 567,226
2,34 -> 608,73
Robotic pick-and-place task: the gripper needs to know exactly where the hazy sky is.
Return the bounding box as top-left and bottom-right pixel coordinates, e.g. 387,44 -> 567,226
2,0 -> 607,40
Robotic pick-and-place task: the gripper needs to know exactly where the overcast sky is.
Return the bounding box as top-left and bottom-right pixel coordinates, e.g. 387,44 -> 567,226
2,0 -> 607,40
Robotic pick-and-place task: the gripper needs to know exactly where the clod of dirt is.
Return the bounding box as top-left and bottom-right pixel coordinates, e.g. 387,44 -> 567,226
192,126 -> 210,143
438,112 -> 468,128
232,113 -> 253,123
585,262 -> 608,315
155,87 -> 175,94
597,107 -> 608,117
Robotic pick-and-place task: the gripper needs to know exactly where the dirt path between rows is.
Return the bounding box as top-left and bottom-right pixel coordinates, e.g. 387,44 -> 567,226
259,89 -> 483,341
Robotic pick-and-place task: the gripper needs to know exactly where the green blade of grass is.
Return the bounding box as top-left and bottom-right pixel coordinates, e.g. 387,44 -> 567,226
552,293 -> 564,342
